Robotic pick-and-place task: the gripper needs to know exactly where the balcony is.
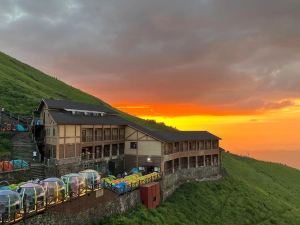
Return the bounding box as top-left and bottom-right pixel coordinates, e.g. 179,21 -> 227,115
82,135 -> 93,143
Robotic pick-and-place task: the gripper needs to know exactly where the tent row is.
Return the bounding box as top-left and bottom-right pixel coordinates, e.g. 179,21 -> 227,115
0,168 -> 161,224
0,160 -> 29,172
0,169 -> 100,223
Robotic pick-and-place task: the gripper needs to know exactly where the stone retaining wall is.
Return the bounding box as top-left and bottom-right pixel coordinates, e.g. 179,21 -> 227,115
161,166 -> 221,200
20,189 -> 140,225
0,169 -> 31,183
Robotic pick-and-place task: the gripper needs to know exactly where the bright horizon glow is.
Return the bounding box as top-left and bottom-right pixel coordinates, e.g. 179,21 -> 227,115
113,102 -> 300,169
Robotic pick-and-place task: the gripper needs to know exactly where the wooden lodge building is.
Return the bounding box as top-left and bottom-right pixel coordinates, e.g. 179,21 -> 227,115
34,99 -> 221,176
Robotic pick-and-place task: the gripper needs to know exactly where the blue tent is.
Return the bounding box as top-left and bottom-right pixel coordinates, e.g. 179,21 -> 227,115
130,168 -> 139,174
10,160 -> 29,169
0,186 -> 10,191
113,182 -> 129,194
16,124 -> 26,132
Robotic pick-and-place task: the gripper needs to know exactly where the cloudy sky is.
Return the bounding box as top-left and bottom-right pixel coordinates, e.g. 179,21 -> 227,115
1,0 -> 300,166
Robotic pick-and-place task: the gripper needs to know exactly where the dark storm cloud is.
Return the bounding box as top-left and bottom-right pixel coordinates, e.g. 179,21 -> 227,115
1,0 -> 300,114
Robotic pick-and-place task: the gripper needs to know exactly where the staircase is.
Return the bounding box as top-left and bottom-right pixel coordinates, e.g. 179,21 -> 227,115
12,132 -> 46,179
30,163 -> 46,179
11,132 -> 35,162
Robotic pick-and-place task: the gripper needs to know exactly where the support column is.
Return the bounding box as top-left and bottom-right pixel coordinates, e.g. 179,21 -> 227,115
196,156 -> 198,168
110,144 -> 112,159
172,160 -> 175,173
187,157 -> 190,169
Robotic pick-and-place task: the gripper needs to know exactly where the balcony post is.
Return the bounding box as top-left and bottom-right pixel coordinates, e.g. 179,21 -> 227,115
172,160 -> 175,173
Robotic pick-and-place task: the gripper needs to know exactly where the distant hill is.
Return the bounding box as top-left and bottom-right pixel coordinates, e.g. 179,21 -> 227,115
0,51 -> 174,131
100,152 -> 300,225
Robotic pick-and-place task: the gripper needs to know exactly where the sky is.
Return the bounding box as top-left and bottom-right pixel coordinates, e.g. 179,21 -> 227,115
0,0 -> 300,168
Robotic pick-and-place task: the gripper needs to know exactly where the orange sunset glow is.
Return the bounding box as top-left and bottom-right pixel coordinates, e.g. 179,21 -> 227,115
1,0 -> 300,170
113,100 -> 300,169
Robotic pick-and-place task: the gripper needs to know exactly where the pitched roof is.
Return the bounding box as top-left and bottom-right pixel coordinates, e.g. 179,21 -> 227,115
49,111 -> 127,125
42,99 -> 220,142
125,121 -> 221,142
40,99 -> 116,114
153,130 -> 221,142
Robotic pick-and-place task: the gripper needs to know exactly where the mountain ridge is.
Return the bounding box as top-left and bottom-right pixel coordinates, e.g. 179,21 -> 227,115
0,50 -> 174,131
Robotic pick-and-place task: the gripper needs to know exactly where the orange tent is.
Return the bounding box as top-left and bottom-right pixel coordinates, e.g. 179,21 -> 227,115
0,161 -> 14,171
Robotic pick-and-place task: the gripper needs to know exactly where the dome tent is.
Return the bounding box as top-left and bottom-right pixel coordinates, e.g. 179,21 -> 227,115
41,178 -> 66,204
79,169 -> 101,190
0,190 -> 22,223
17,182 -> 46,213
61,173 -> 87,198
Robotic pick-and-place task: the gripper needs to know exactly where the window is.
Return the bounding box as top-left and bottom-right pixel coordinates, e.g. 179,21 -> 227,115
112,144 -> 118,156
174,142 -> 179,152
53,128 -> 56,136
95,128 -> 103,141
207,141 -> 212,149
212,154 -> 219,166
119,128 -> 125,139
81,147 -> 93,160
179,143 -> 183,152
205,155 -> 212,166
191,141 -> 197,150
119,143 -> 124,155
112,128 -> 118,140
95,146 -> 102,159
199,141 -> 204,150
212,140 -> 219,149
82,130 -> 86,142
82,129 -> 93,142
198,156 -> 204,167
103,145 -> 110,157
51,145 -> 56,159
130,142 -> 137,149
104,128 -> 111,140
65,144 -> 75,158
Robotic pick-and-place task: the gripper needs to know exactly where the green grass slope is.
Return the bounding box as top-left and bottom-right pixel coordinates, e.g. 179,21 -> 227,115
100,153 -> 300,225
0,51 -> 173,131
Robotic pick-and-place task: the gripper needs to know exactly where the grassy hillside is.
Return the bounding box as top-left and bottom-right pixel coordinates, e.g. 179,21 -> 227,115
99,153 -> 300,225
0,51 -> 173,131
0,132 -> 13,158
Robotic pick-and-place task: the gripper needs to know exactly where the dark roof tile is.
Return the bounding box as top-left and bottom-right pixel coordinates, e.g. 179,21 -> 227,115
43,99 -> 115,114
49,111 -> 126,125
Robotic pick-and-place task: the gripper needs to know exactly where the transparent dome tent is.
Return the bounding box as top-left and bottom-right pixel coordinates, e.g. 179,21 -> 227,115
0,190 -> 22,223
41,178 -> 66,205
79,169 -> 101,190
17,182 -> 46,213
61,173 -> 87,198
